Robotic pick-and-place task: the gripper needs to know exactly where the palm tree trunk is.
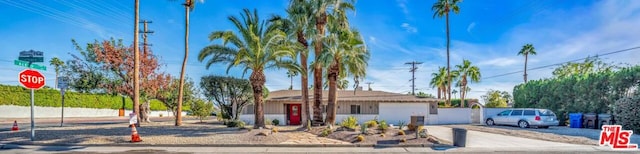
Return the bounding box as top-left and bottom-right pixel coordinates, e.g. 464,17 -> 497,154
176,4 -> 190,126
298,31 -> 311,126
460,85 -> 465,108
55,73 -> 58,89
250,69 -> 266,128
326,61 -> 339,126
312,16 -> 327,124
445,10 -> 452,108
524,54 -> 528,83
437,87 -> 441,99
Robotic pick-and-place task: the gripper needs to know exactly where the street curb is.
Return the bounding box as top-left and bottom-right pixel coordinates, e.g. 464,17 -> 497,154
1,142 -> 440,148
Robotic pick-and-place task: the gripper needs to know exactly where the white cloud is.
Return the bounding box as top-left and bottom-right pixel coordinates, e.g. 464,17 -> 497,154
401,23 -> 417,33
396,0 -> 410,20
478,58 -> 518,67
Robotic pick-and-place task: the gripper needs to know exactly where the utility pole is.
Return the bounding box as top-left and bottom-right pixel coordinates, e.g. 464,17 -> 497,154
405,61 -> 422,95
139,20 -> 154,54
133,0 -> 141,127
365,82 -> 374,91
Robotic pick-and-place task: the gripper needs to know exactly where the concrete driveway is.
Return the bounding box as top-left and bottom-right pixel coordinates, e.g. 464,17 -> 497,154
426,125 -> 594,148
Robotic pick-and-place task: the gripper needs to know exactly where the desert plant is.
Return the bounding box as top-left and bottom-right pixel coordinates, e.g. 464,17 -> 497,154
380,134 -> 385,137
340,116 -> 358,130
227,120 -> 246,128
360,124 -> 367,134
398,121 -> 406,130
398,130 -> 406,135
407,123 -> 417,131
400,138 -> 407,142
265,118 -> 273,125
378,120 -> 389,133
364,120 -> 378,128
272,119 -> 280,126
614,94 -> 640,133
246,127 -> 252,131
320,128 -> 332,137
356,135 -> 365,142
272,127 -> 278,133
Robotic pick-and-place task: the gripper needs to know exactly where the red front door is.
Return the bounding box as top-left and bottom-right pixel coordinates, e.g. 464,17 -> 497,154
289,104 -> 301,125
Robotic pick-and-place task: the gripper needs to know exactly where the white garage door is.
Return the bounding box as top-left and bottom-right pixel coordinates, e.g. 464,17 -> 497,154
378,103 -> 429,125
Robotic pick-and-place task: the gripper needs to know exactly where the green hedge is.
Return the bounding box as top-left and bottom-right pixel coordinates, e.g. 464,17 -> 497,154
0,84 -> 167,111
513,66 -> 640,126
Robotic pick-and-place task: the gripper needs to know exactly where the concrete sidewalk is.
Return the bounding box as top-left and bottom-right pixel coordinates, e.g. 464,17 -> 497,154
0,144 -> 632,153
425,125 -> 599,148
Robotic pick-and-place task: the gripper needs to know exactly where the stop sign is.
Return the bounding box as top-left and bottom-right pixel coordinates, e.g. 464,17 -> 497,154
19,69 -> 46,89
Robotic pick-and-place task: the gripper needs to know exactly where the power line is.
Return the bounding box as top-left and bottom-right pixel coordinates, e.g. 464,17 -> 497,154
405,61 -> 422,95
483,46 -> 640,79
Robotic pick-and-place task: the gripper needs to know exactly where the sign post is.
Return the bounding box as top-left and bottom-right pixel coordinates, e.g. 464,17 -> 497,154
58,77 -> 68,127
19,69 -> 45,141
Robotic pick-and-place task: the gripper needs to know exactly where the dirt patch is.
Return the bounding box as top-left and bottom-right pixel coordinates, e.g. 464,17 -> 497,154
307,126 -> 444,145
445,125 -> 597,145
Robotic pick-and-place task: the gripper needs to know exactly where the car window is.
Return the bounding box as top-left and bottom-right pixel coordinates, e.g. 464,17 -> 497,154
538,109 -> 556,116
523,110 -> 536,116
498,110 -> 512,116
510,110 -> 523,116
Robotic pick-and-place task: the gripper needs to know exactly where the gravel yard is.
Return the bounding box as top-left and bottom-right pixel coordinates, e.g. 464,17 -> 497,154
0,120 -> 290,145
444,125 -> 640,145
307,127 -> 447,145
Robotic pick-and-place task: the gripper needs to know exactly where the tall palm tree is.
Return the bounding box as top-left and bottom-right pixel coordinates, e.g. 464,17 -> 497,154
49,57 -> 65,89
198,9 -> 294,128
176,0 -> 201,126
517,44 -> 536,83
429,67 -> 447,100
309,0 -> 355,124
286,70 -> 298,90
432,0 -> 461,107
453,59 -> 480,108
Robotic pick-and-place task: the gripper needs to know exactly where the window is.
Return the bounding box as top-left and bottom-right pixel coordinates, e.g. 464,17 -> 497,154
538,109 -> 556,116
523,110 -> 536,116
246,105 -> 254,114
510,110 -> 523,116
498,110 -> 512,116
350,105 -> 361,114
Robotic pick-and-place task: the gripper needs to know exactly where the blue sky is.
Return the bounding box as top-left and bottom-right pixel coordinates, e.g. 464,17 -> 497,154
1,0 -> 639,103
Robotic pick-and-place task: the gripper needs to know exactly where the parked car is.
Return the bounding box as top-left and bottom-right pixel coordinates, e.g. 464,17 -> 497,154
485,108 -> 559,128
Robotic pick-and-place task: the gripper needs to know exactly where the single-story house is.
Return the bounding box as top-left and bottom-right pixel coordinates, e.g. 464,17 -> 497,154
240,89 -> 441,126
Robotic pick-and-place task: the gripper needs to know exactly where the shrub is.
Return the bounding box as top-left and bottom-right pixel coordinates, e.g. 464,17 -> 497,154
614,95 -> 640,133
272,119 -> 280,126
407,123 -> 417,131
265,118 -> 272,125
398,130 -> 405,135
364,120 -> 378,128
398,121 -> 406,130
400,138 -> 407,142
190,99 -> 213,122
227,120 -> 246,128
360,124 -> 367,134
380,134 -> 385,137
272,127 -> 278,133
356,135 -> 365,142
320,128 -> 332,137
378,120 -> 389,133
340,116 -> 358,130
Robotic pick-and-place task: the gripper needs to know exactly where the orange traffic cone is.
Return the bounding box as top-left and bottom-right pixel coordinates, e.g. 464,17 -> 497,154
11,121 -> 19,131
130,124 -> 142,142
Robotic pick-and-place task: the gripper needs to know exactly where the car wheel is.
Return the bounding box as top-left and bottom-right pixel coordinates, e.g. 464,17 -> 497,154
518,120 -> 529,128
486,119 -> 495,126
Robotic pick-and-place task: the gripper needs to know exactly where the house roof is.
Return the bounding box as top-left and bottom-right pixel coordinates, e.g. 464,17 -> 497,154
266,90 -> 440,103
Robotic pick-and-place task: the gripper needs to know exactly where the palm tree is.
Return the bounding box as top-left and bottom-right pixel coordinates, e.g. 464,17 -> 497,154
309,0 -> 355,124
429,67 -> 447,100
49,57 -> 65,89
452,89 -> 457,99
321,25 -> 369,126
198,9 -> 294,128
287,70 -> 298,90
517,44 -> 536,83
453,60 -> 480,108
432,0 -> 461,107
176,0 -> 201,126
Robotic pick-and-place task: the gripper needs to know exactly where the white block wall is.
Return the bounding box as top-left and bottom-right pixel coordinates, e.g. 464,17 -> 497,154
436,108 -> 472,124
239,114 -> 286,126
378,103 -> 429,125
0,105 -> 183,118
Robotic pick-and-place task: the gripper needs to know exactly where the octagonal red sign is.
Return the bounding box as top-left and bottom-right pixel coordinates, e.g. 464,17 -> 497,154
19,69 -> 46,89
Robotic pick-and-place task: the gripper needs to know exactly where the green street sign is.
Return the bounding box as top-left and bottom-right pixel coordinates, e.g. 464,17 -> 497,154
19,57 -> 44,63
14,60 -> 47,71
